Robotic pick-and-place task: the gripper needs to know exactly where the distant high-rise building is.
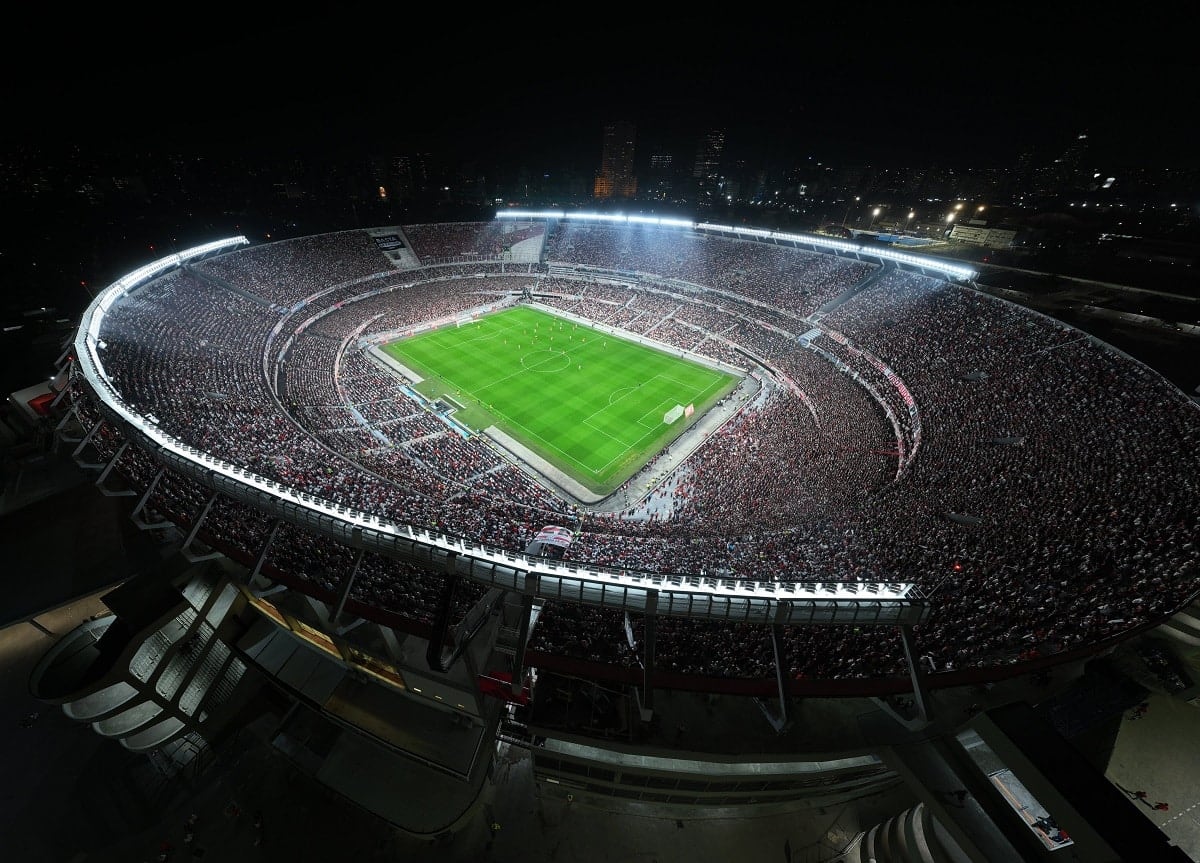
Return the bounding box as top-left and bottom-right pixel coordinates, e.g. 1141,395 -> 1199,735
390,155 -> 415,201
1049,132 -> 1090,195
692,129 -> 726,195
645,152 -> 674,200
593,121 -> 637,200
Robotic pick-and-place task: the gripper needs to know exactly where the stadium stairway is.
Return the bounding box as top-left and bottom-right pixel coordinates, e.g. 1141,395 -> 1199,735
30,562 -> 252,757
842,802 -> 970,863
1156,597 -> 1200,647
811,261 -> 894,320
182,263 -> 275,309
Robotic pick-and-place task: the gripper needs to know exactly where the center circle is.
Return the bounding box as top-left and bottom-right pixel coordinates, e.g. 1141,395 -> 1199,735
521,349 -> 571,372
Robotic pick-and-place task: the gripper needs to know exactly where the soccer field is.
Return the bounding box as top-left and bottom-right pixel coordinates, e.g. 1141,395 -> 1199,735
381,306 -> 740,495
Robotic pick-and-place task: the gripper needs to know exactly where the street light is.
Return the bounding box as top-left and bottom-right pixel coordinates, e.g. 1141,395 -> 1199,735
869,207 -> 882,230
906,211 -> 916,233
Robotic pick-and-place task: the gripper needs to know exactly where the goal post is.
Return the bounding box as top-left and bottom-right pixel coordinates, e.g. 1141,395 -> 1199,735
663,404 -> 684,425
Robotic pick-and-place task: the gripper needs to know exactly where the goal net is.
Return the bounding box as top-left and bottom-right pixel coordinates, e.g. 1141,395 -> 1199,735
663,404 -> 684,425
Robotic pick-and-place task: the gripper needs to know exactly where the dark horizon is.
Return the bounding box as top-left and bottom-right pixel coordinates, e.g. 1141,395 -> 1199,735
8,12 -> 1197,173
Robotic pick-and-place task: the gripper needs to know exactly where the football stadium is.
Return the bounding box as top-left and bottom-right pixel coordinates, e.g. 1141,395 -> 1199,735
30,212 -> 1200,861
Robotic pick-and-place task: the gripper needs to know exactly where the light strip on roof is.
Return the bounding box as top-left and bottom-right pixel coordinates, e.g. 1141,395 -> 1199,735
497,210 -> 976,280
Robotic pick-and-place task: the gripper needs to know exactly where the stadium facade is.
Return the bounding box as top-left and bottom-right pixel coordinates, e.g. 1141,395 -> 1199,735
29,213 -> 1200,862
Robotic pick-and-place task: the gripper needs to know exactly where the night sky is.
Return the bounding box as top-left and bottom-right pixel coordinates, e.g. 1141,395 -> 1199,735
7,10 -> 1195,171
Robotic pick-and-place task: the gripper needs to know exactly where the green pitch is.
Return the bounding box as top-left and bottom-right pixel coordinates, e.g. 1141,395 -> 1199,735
381,306 -> 740,496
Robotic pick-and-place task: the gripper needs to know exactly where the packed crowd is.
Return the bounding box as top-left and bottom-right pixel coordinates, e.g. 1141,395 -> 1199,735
543,222 -> 874,318
70,220 -> 1200,683
401,221 -> 545,264
197,230 -> 395,308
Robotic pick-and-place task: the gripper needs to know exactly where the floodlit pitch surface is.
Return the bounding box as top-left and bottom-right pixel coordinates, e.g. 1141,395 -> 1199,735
381,306 -> 740,496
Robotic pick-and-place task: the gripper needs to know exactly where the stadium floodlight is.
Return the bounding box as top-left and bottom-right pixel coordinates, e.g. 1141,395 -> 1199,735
695,221 -> 977,281
110,236 -> 250,297
564,212 -> 629,223
627,215 -> 693,228
496,209 -> 564,220
498,210 -> 696,231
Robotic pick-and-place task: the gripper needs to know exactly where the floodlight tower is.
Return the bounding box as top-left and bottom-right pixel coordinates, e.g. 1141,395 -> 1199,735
842,196 -> 860,228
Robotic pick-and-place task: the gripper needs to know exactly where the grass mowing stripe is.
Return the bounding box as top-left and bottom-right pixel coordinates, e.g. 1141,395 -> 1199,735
381,306 -> 740,495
